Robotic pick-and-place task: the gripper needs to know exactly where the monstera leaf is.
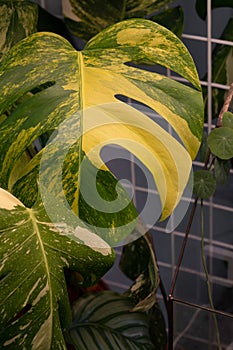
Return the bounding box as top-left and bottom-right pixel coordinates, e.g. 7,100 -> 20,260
0,0 -> 38,61
0,188 -> 115,349
67,291 -> 155,350
0,19 -> 203,227
62,0 -> 178,40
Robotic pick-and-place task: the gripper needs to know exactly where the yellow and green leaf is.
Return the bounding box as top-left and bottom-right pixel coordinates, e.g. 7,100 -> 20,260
0,19 -> 203,224
0,18 -> 204,349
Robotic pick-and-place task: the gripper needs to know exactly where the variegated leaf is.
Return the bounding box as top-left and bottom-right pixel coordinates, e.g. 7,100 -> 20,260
11,140 -> 137,246
120,226 -> 159,312
0,188 -> 114,350
62,0 -> 176,40
0,0 -> 38,61
0,19 -> 203,224
67,291 -> 155,350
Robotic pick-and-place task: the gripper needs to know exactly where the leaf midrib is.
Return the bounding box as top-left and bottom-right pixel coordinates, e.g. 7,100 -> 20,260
75,51 -> 85,217
28,208 -> 53,347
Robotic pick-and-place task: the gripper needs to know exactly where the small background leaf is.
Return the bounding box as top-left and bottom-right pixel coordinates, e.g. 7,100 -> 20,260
149,303 -> 167,350
200,131 -> 209,162
196,0 -> 233,20
62,0 -> 176,41
150,6 -> 184,38
120,226 -> 159,312
201,18 -> 233,120
223,111 -> 233,129
208,127 -> 233,159
0,0 -> 38,61
193,170 -> 216,198
67,291 -> 155,350
214,158 -> 231,185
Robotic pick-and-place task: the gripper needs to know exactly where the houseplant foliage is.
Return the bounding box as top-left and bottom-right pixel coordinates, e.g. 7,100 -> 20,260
62,0 -> 184,41
67,291 -> 156,350
0,2 -> 204,349
201,18 -> 233,120
194,108 -> 233,200
0,0 -> 38,62
186,90 -> 233,350
195,0 -> 233,120
0,188 -> 115,349
196,0 -> 233,19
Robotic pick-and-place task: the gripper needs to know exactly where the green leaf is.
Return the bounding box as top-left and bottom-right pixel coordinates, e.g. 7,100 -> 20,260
0,188 -> 115,349
223,111 -> 233,129
0,0 -> 38,61
208,127 -> 233,159
214,158 -> 231,185
149,303 -> 167,350
37,6 -> 72,42
150,6 -> 184,38
193,170 -> 216,198
67,291 -> 154,350
11,144 -> 138,246
62,0 -> 175,40
196,0 -> 233,20
66,151 -> 138,246
120,0 -> 175,17
120,229 -> 159,311
0,19 -> 203,223
200,131 -> 209,162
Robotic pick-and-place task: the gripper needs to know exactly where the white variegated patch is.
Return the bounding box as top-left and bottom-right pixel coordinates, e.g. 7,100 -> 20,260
0,188 -> 24,209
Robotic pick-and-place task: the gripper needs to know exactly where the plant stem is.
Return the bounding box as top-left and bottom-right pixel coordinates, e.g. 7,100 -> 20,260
148,230 -> 169,314
167,80 -> 233,348
200,199 -> 222,350
168,196 -> 198,350
169,197 -> 198,297
217,81 -> 233,126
